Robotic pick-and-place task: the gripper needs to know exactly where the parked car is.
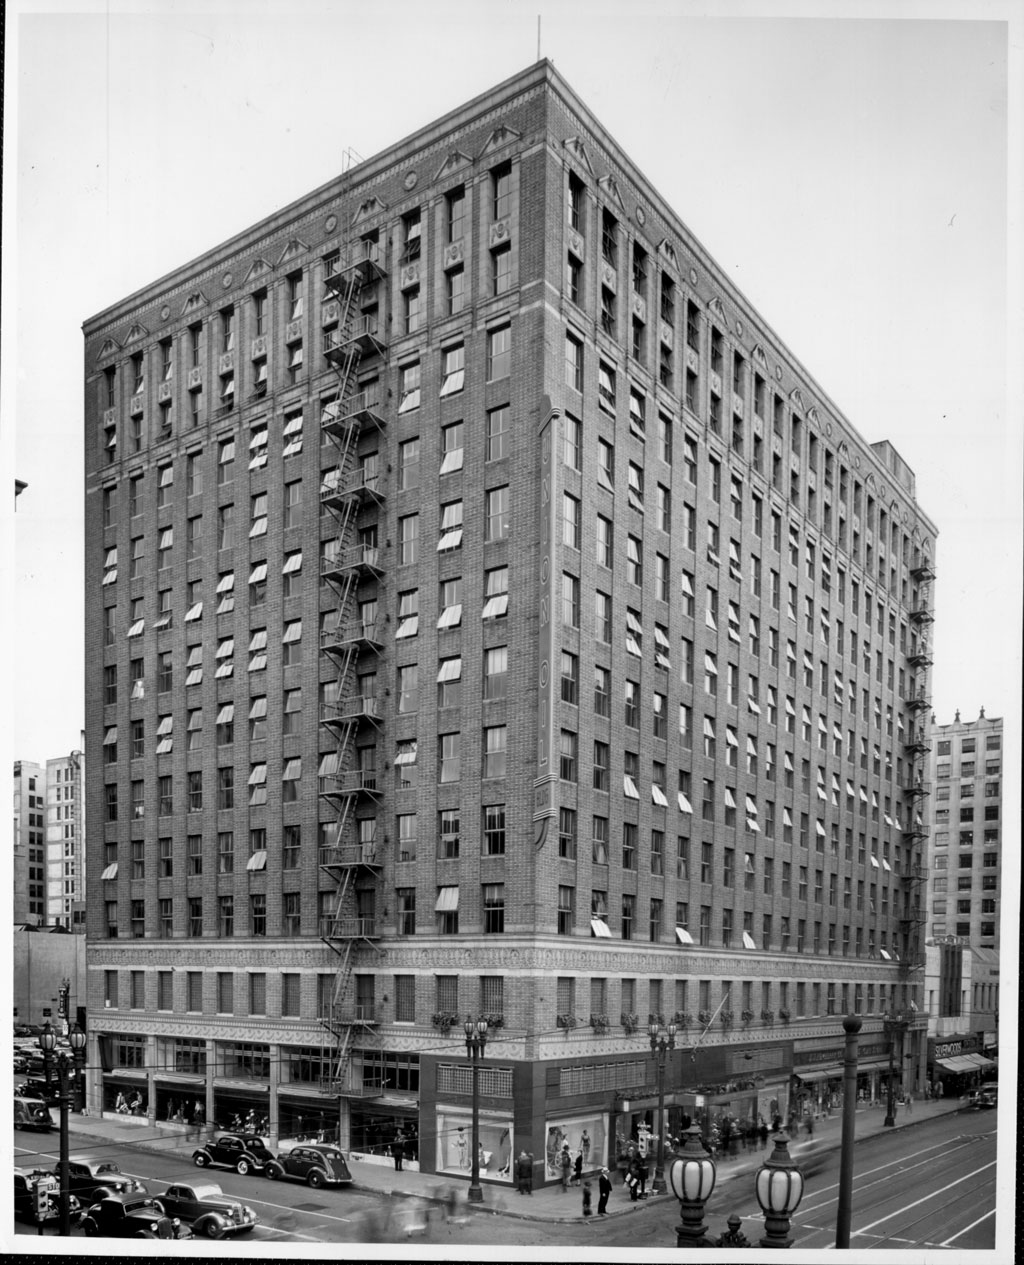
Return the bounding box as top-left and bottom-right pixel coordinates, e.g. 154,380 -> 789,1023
264,1143 -> 353,1188
79,1193 -> 174,1238
192,1132 -> 273,1176
14,1096 -> 55,1130
15,1078 -> 60,1105
156,1180 -> 258,1238
60,1156 -> 148,1202
971,1084 -> 997,1108
13,1168 -> 82,1226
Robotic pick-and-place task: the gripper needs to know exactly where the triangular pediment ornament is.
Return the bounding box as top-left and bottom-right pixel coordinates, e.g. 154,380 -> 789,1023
181,290 -> 208,317
435,149 -> 473,182
276,238 -> 309,268
707,295 -> 727,323
245,257 -> 274,284
890,498 -> 902,518
752,343 -> 770,370
789,387 -> 805,411
97,337 -> 121,361
479,124 -> 521,159
864,470 -> 877,489
598,174 -> 625,210
564,137 -> 594,174
658,239 -> 679,270
124,323 -> 148,345
837,440 -> 851,463
807,405 -> 820,426
352,195 -> 388,227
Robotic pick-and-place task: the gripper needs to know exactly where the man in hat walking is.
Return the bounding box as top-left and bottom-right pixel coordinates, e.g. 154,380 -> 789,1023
597,1167 -> 613,1215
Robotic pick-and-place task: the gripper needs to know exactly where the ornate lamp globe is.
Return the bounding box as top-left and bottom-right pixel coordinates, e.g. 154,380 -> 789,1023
668,1125 -> 717,1204
69,1025 -> 87,1054
38,1022 -> 57,1054
755,1132 -> 805,1248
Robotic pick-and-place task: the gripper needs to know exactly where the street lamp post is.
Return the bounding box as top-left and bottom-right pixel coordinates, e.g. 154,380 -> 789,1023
882,1012 -> 909,1128
648,1019 -> 677,1193
668,1123 -> 805,1249
38,1022 -> 87,1236
463,1017 -> 489,1203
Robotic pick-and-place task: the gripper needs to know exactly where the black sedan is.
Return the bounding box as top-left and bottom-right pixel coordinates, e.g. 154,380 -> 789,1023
264,1144 -> 353,1188
192,1132 -> 273,1176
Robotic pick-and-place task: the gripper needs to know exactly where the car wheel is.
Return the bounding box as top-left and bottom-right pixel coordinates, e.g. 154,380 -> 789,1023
194,1152 -> 208,1167
264,1164 -> 281,1181
82,1218 -> 99,1237
235,1158 -> 251,1176
204,1219 -> 225,1240
307,1169 -> 326,1189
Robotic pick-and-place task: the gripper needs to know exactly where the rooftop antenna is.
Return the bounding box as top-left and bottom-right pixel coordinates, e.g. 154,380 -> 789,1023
537,14 -> 541,60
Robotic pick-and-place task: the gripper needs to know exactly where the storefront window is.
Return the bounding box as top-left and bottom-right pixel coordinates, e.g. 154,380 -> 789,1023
544,1114 -> 607,1181
435,1109 -> 514,1182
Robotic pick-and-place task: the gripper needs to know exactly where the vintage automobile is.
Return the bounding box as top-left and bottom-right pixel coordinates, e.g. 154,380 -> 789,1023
156,1180 -> 258,1238
60,1156 -> 148,1202
79,1193 -> 175,1238
264,1143 -> 353,1188
971,1084 -> 998,1108
14,1096 -> 55,1130
15,1078 -> 61,1106
192,1132 -> 273,1176
13,1168 -> 82,1226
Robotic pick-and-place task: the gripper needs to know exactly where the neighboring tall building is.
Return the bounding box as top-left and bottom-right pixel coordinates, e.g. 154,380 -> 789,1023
82,61 -> 938,1181
45,747 -> 86,930
14,760 -> 47,923
922,709 -> 1002,1088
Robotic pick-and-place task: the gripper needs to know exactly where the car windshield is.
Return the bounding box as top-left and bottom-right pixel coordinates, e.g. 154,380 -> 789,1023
95,1164 -> 122,1174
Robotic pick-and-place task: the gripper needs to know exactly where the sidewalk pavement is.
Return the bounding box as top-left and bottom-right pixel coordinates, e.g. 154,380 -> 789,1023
63,1094 -> 969,1226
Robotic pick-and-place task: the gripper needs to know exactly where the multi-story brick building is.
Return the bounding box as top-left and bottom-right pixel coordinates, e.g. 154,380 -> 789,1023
14,759 -> 47,924
922,709 -> 1002,1090
45,748 -> 86,930
82,61 -> 937,1183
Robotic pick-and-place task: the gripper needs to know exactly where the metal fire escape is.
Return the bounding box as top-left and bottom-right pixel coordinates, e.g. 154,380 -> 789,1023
897,550 -> 935,986
316,230 -> 389,1101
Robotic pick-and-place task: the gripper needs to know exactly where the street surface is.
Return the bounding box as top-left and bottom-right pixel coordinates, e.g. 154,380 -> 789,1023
14,1108 -> 996,1250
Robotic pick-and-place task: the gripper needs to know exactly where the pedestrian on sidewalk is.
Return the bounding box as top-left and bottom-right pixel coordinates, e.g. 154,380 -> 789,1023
597,1168 -> 612,1215
759,1118 -> 769,1150
905,1091 -> 913,1114
391,1129 -> 406,1171
572,1149 -> 583,1186
516,1150 -> 534,1195
560,1143 -> 573,1191
582,1180 -> 593,1217
637,1154 -> 649,1199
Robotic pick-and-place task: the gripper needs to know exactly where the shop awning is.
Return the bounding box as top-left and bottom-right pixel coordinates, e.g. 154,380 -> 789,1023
934,1056 -> 977,1073
796,1064 -> 844,1082
963,1053 -> 996,1069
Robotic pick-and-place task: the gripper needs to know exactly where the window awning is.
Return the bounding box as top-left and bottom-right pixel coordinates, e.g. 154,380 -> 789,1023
704,717 -> 716,738
652,784 -> 668,807
248,697 -> 266,719
783,807 -> 793,827
436,887 -> 460,912
784,752 -> 794,771
745,796 -> 758,815
282,413 -> 303,436
282,552 -> 302,574
216,639 -> 234,658
724,787 -> 736,808
785,698 -> 795,715
746,817 -> 761,833
283,621 -> 302,643
881,858 -> 892,872
742,931 -> 756,949
879,948 -> 891,960
157,715 -> 173,735
747,697 -> 761,714
847,780 -> 856,796
437,658 -> 462,682
626,611 -> 644,636
654,626 -> 671,651
678,792 -> 693,813
394,744 -> 418,766
623,775 -> 639,800
704,653 -> 717,675
591,918 -> 612,938
681,572 -> 694,596
248,765 -> 267,785
626,636 -> 642,658
101,862 -> 118,880
870,855 -> 880,868
815,820 -> 826,836
726,729 -> 738,747
318,752 -> 340,777
249,562 -> 267,584
246,850 -> 268,871
675,926 -> 694,944
103,726 -> 118,745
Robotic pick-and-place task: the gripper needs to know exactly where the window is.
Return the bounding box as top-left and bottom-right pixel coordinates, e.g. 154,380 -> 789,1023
437,809 -> 460,859
397,889 -> 417,936
560,729 -> 578,782
483,884 -> 505,933
593,740 -> 610,792
492,244 -> 512,295
398,514 -> 419,565
439,344 -> 465,397
482,567 -> 508,620
397,814 -> 417,862
566,332 -> 583,392
594,664 -> 611,717
492,161 -> 512,219
398,361 -> 421,413
440,421 -> 464,475
563,492 -> 581,549
446,185 -> 466,240
560,650 -> 579,705
483,726 -> 507,778
439,733 -> 460,783
601,208 -> 618,265
396,438 -> 419,493
486,404 -> 508,462
483,805 -> 506,855
598,361 -> 616,412
566,253 -> 582,304
483,645 -> 508,700
558,886 -> 575,935
487,325 -> 511,380
562,572 -> 580,627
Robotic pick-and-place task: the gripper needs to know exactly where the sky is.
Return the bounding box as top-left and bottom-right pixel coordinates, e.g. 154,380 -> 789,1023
2,0 -> 1020,761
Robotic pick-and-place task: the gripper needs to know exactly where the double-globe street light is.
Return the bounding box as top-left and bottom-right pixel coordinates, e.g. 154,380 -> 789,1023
463,1017 -> 489,1203
648,1020 -> 677,1193
882,1010 -> 910,1128
38,1022 -> 87,1237
668,1123 -> 805,1249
